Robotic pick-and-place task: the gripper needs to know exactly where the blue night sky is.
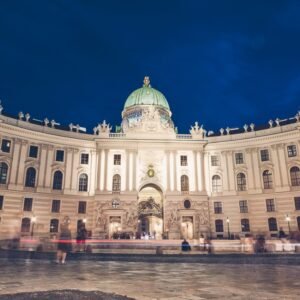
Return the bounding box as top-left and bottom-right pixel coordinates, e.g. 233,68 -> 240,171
0,0 -> 300,133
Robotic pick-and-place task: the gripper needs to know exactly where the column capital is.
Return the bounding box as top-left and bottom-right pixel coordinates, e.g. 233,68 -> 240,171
21,139 -> 28,146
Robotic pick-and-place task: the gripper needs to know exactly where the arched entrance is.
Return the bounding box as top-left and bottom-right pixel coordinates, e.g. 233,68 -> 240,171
138,184 -> 163,239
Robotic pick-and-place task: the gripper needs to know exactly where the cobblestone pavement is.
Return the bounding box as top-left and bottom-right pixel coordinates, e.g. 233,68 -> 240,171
0,259 -> 299,299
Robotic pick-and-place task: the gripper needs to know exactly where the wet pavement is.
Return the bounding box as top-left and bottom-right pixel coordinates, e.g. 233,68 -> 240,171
0,259 -> 299,299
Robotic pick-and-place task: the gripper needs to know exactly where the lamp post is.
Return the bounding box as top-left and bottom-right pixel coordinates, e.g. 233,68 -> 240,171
31,216 -> 36,238
285,214 -> 291,235
226,217 -> 230,239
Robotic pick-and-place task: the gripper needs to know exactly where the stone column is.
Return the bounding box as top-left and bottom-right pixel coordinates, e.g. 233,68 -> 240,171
169,151 -> 174,191
173,151 -> 177,191
271,144 -> 282,188
251,148 -> 261,191
196,151 -> 202,192
200,151 -> 206,192
16,140 -> 28,186
193,151 -> 198,192
71,149 -> 79,191
165,151 -> 170,191
245,149 -> 255,190
89,150 -> 97,194
9,138 -> 22,186
103,149 -> 108,191
132,150 -> 137,191
221,151 -> 229,192
64,148 -> 73,190
99,149 -> 106,191
277,144 -> 289,188
95,150 -> 102,191
126,150 -> 130,191
226,151 -> 235,191
44,145 -> 54,189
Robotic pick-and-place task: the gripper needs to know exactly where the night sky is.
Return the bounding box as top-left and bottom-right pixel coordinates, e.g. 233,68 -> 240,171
0,0 -> 300,134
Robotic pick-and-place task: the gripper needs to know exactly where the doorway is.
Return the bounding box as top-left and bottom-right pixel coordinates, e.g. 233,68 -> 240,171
181,216 -> 193,239
138,184 -> 163,239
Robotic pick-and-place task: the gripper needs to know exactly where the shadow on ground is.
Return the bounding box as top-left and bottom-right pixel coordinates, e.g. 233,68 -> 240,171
0,290 -> 135,300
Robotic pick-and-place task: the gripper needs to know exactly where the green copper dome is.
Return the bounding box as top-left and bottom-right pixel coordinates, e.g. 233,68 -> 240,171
124,77 -> 170,110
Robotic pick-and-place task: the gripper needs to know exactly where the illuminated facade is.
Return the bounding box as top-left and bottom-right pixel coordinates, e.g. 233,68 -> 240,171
0,77 -> 300,240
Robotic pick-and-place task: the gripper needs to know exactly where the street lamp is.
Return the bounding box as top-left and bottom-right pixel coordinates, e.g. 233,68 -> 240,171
83,218 -> 87,224
285,214 -> 291,235
31,216 -> 37,237
226,217 -> 230,239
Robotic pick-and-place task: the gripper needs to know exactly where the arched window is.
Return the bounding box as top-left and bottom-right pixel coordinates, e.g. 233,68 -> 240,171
112,174 -> 121,192
215,219 -> 224,232
212,175 -> 222,192
79,173 -> 88,191
21,217 -> 31,233
290,166 -> 300,186
241,219 -> 250,232
268,217 -> 278,231
237,173 -> 246,191
263,170 -> 273,189
0,162 -> 8,184
52,170 -> 63,190
181,175 -> 189,192
25,167 -> 36,187
297,216 -> 300,231
50,219 -> 59,233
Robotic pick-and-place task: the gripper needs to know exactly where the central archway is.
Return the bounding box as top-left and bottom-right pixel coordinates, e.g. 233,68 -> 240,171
138,184 -> 163,239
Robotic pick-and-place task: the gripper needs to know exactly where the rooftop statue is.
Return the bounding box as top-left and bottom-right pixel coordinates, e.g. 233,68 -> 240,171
190,122 -> 205,139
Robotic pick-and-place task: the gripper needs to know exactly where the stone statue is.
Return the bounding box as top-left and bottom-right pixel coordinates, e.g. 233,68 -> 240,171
95,203 -> 108,228
126,210 -> 138,227
190,122 -> 205,138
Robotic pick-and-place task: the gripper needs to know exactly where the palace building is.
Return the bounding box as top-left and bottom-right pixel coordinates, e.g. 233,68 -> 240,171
0,77 -> 300,240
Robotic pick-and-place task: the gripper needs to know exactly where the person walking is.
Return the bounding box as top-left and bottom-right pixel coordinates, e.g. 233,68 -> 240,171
76,223 -> 87,252
56,223 -> 72,264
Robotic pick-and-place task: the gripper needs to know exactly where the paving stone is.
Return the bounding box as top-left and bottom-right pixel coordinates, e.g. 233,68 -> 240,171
0,259 -> 299,299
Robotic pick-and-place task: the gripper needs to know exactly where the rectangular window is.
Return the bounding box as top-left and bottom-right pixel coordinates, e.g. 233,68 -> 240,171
51,200 -> 61,213
23,198 -> 33,212
180,155 -> 188,166
29,145 -> 39,158
241,219 -> 250,232
268,218 -> 278,231
260,149 -> 269,162
239,200 -> 248,213
287,145 -> 297,157
1,139 -> 11,153
295,197 -> 300,210
266,198 -> 275,212
214,202 -> 222,214
81,153 -> 89,164
0,195 -> 3,210
215,220 -> 224,232
56,150 -> 64,162
211,155 -> 219,166
114,154 -> 121,165
235,153 -> 244,164
78,201 -> 86,214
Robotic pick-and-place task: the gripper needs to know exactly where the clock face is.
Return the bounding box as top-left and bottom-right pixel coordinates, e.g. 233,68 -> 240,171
147,169 -> 155,177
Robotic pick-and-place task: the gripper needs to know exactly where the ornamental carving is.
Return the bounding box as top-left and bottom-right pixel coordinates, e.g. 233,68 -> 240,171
122,107 -> 175,134
125,210 -> 138,227
95,202 -> 110,228
138,197 -> 162,218
194,201 -> 209,225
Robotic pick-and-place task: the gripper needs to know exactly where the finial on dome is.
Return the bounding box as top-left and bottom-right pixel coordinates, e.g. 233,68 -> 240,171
143,76 -> 151,87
